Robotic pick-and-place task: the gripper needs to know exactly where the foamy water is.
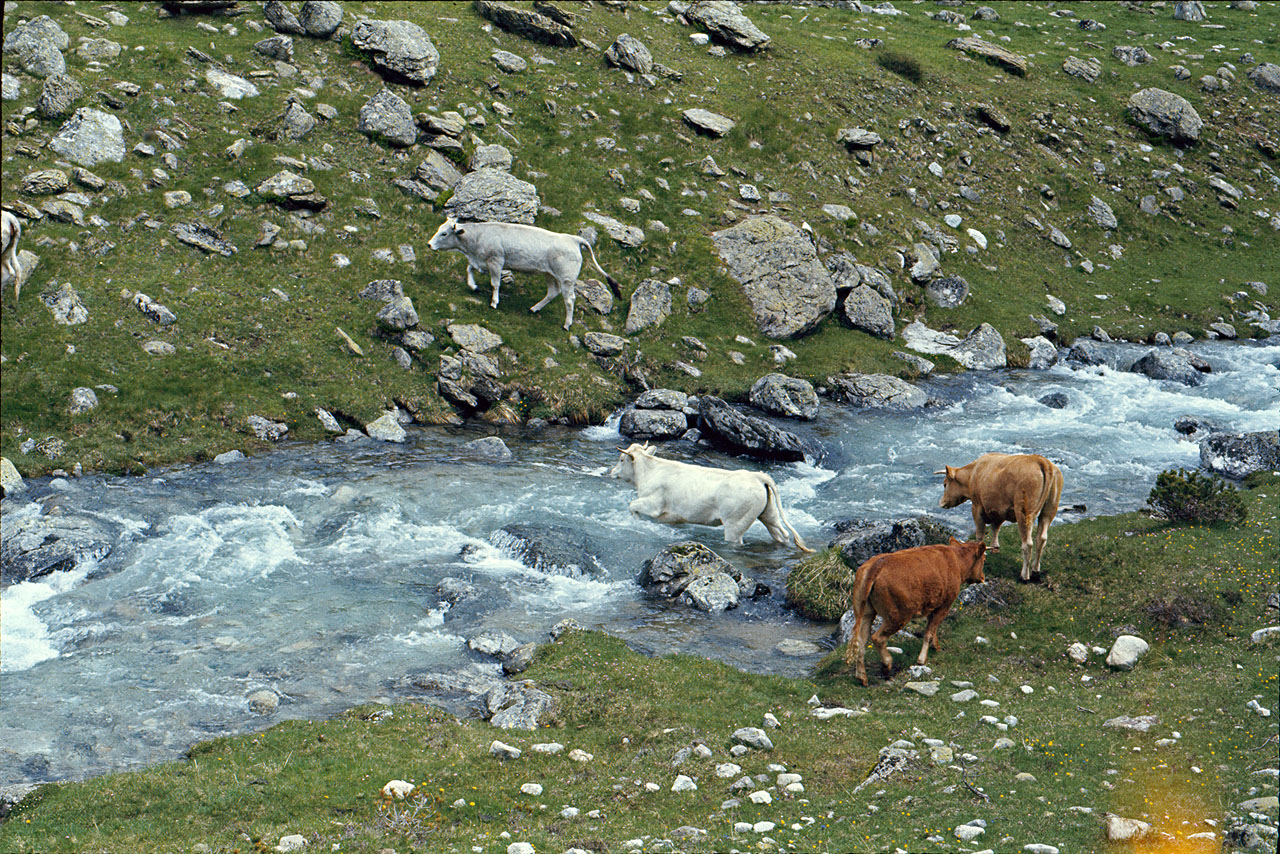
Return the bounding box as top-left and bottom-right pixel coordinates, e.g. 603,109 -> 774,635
1,340 -> 1276,785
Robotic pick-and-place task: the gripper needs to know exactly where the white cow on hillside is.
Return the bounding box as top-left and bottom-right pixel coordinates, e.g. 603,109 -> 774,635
611,443 -> 813,553
1,210 -> 22,301
427,217 -> 622,330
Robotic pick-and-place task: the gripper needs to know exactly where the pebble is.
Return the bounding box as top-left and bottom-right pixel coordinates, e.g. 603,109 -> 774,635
749,790 -> 773,804
955,824 -> 985,841
519,783 -> 543,796
1067,642 -> 1088,663
531,742 -> 563,754
951,689 -> 979,703
753,821 -> 776,833
1246,700 -> 1271,717
275,836 -> 306,853
568,749 -> 593,762
1024,845 -> 1059,854
381,780 -> 414,799
560,807 -> 579,819
490,740 -> 521,760
1020,685 -> 1034,694
716,763 -> 741,778
507,844 -> 534,854
763,713 -> 780,729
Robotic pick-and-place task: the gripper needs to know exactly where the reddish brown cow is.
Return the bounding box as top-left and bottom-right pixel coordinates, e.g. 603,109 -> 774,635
845,538 -> 987,686
936,453 -> 1063,581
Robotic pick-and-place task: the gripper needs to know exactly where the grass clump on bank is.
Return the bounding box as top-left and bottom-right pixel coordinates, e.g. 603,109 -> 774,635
785,547 -> 857,621
2,485 -> 1274,854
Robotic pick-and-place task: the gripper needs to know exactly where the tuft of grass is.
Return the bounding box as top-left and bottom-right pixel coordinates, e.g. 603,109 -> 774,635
785,546 -> 857,620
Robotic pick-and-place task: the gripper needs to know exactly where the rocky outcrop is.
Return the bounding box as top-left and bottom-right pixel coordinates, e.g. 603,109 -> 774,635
437,351 -> 505,410
749,374 -> 819,420
697,396 -> 811,462
490,524 -> 604,578
444,170 -> 539,224
1,510 -> 113,585
1128,88 -> 1202,145
640,541 -> 766,612
351,19 -> 440,85
710,216 -> 837,339
474,0 -> 577,48
675,1 -> 770,52
825,373 -> 929,410
1199,430 -> 1280,479
2,14 -> 68,78
902,321 -> 1005,370
484,680 -> 557,729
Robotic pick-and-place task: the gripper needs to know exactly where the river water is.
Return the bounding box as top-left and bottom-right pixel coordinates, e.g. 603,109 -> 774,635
1,341 -> 1276,786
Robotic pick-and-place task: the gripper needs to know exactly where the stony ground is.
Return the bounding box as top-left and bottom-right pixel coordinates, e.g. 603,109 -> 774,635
1,0 -> 1277,477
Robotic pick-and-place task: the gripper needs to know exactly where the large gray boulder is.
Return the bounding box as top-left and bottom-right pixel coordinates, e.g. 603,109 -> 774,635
950,323 -> 1006,370
1249,63 -> 1280,95
416,150 -> 463,192
474,0 -> 577,48
842,285 -> 894,339
1062,55 -> 1101,83
358,89 -> 416,147
830,518 -> 925,568
444,169 -> 539,224
697,396 -> 811,462
640,541 -> 765,612
2,15 -> 68,77
47,108 -> 125,167
677,1 -> 770,52
749,374 -> 819,420
1128,88 -> 1202,145
605,33 -> 653,75
1172,1 -> 1207,21
490,524 -> 604,578
619,408 -> 689,441
351,19 -> 440,85
1068,338 -> 1109,366
710,216 -> 836,339
298,1 -> 344,37
1199,430 -> 1280,479
1021,336 -> 1059,370
825,374 -> 929,410
36,74 -> 83,119
1129,349 -> 1205,386
206,68 -> 259,100
1,510 -> 113,585
1087,195 -> 1118,229
625,278 -> 671,334
264,0 -> 305,35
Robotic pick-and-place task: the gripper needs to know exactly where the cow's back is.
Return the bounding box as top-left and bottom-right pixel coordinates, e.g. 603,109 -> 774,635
970,453 -> 1058,519
469,221 -> 579,270
859,543 -> 967,614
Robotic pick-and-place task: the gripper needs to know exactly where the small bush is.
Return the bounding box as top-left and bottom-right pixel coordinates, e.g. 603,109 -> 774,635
1148,468 -> 1247,526
786,548 -> 858,620
876,50 -> 924,84
1144,592 -> 1219,630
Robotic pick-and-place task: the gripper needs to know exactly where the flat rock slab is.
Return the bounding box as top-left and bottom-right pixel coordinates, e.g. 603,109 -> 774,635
710,215 -> 836,339
448,323 -> 503,353
682,108 -> 735,137
947,37 -> 1027,76
679,0 -> 770,52
697,395 -> 811,462
825,373 -> 929,410
474,0 -> 577,48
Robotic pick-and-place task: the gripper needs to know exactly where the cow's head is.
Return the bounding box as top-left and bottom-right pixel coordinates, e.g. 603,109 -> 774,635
936,465 -> 969,508
610,442 -> 653,482
428,217 -> 464,251
949,537 -> 988,583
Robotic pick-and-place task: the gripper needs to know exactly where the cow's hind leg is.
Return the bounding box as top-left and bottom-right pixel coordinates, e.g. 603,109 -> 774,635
919,606 -> 951,664
847,603 -> 876,686
870,618 -> 903,680
530,276 -> 560,313
1016,507 -> 1034,581
560,278 -> 576,330
722,515 -> 753,545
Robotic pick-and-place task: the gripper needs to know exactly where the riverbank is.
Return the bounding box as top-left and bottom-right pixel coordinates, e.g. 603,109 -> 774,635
2,484 -> 1276,853
2,1 -> 1277,478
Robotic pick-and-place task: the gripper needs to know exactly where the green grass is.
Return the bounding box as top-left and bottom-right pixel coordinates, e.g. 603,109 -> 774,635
2,1 -> 1277,476
3,485 -> 1274,853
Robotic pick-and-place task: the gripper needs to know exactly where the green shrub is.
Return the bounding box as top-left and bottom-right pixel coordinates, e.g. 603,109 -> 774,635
876,50 -> 924,84
785,548 -> 858,620
1148,468 -> 1247,526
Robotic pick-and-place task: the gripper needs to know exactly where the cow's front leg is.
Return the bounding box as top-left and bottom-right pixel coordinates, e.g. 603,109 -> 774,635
628,495 -> 666,520
466,263 -> 480,292
987,520 -> 1004,553
487,261 -> 504,309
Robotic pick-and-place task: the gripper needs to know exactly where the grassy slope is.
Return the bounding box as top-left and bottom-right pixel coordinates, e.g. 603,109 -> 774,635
1,485 -> 1275,853
1,1 -> 1277,475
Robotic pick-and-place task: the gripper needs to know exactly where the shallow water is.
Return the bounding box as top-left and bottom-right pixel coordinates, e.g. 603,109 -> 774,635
1,340 -> 1276,786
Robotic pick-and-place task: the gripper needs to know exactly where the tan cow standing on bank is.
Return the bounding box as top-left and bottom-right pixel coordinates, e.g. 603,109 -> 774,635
845,538 -> 987,686
936,452 -> 1063,581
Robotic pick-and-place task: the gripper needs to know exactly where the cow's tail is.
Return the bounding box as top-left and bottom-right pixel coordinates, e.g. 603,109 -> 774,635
844,553 -> 885,665
577,236 -> 623,299
764,478 -> 814,553
1037,457 -> 1064,524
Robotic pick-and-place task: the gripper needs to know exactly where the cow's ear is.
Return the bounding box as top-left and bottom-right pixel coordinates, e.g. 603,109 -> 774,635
949,536 -> 961,546
454,225 -> 466,236
945,465 -> 955,478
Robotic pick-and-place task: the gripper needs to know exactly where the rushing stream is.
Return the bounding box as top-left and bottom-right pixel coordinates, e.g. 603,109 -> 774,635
1,341 -> 1277,787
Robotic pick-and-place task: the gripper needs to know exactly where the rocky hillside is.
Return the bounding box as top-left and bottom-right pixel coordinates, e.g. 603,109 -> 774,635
1,0 -> 1277,476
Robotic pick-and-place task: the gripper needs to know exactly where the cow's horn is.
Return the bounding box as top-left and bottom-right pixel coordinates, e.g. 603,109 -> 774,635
616,445 -> 628,452
933,469 -> 947,475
